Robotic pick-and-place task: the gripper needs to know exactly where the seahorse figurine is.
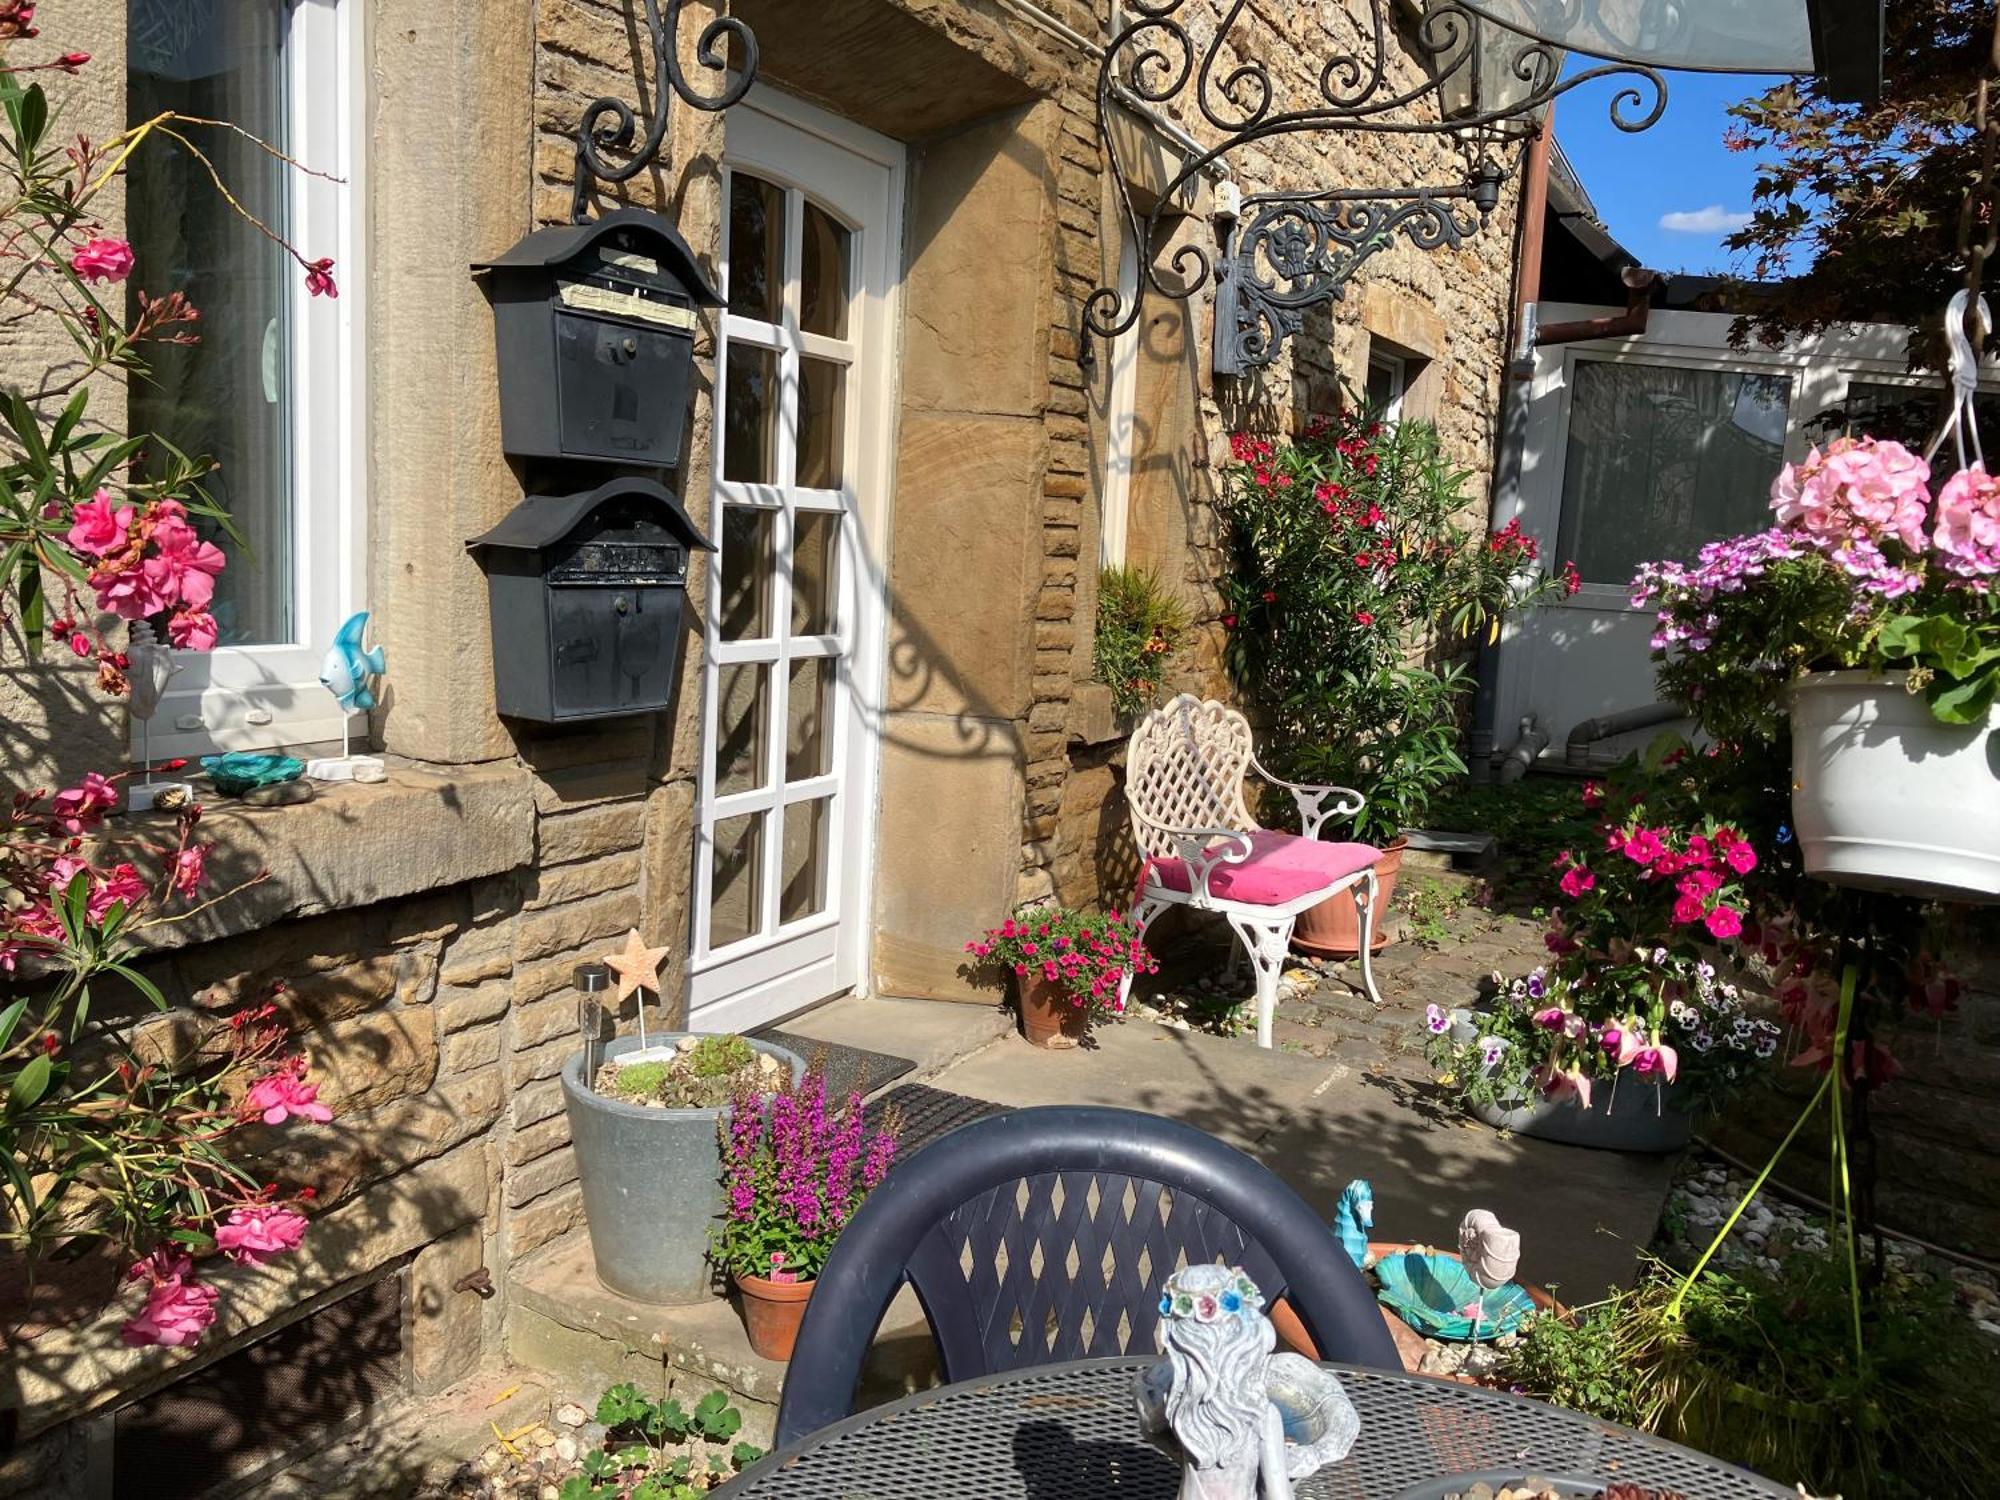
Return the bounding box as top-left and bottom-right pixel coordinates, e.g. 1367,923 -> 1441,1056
1332,1178 -> 1373,1270
1136,1265 -> 1360,1500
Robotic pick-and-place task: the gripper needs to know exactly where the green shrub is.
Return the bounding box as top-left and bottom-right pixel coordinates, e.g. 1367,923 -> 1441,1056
1500,1253 -> 2000,1499
597,1036 -> 771,1109
687,1034 -> 754,1078
1093,565 -> 1191,718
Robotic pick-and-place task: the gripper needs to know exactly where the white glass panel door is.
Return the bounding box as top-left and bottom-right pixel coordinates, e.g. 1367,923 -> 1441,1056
690,95 -> 900,1031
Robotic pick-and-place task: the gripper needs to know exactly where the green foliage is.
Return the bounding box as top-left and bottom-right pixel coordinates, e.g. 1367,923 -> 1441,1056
1219,414 -> 1566,844
1501,1253 -> 2000,1499
1093,565 -> 1191,718
1423,776 -> 1599,902
1399,875 -> 1464,949
687,1034 -> 755,1079
583,1383 -> 762,1498
599,1036 -> 770,1109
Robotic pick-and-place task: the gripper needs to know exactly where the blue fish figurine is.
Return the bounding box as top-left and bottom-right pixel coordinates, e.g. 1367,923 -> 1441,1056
321,611 -> 386,713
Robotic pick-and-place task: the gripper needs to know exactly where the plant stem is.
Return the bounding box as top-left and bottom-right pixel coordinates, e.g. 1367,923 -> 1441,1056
1829,961 -> 1864,1362
1667,1067 -> 1832,1320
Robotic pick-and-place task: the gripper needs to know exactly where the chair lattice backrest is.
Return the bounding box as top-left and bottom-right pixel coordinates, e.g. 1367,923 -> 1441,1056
1124,694 -> 1257,859
773,1107 -> 1398,1446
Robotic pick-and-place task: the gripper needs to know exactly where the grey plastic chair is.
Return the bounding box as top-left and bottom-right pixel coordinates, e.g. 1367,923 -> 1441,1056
773,1104 -> 1399,1446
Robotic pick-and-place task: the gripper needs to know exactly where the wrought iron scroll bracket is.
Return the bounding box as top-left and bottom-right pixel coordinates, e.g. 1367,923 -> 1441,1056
569,0 -> 760,225
1083,0 -> 1669,378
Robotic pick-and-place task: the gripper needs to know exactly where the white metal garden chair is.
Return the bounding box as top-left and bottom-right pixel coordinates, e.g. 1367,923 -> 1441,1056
1120,694 -> 1387,1048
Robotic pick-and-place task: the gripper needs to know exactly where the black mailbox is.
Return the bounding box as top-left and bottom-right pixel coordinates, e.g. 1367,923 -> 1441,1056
467,477 -> 714,723
474,207 -> 722,468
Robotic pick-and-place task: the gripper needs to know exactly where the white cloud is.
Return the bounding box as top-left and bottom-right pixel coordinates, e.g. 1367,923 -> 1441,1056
1658,204 -> 1753,235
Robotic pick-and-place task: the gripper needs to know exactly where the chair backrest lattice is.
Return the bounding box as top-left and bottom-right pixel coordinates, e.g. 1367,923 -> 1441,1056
1125,694 -> 1257,859
913,1172 -> 1276,1372
773,1107 -> 1399,1447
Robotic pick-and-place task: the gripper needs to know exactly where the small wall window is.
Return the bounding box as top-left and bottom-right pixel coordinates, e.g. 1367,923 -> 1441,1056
125,0 -> 360,758
1365,350 -> 1407,420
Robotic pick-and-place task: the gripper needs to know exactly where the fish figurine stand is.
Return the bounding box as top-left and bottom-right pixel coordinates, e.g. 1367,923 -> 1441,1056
305,611 -> 388,784
1136,1265 -> 1359,1500
125,621 -> 194,813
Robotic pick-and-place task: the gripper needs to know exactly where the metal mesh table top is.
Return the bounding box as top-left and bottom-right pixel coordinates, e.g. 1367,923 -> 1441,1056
718,1359 -> 1791,1499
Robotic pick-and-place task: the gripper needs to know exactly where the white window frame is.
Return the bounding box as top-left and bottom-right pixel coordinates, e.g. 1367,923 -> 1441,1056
1366,349 -> 1407,420
137,0 -> 364,762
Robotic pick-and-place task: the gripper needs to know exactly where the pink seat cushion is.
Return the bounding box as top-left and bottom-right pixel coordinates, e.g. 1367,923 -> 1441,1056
1140,829 -> 1382,906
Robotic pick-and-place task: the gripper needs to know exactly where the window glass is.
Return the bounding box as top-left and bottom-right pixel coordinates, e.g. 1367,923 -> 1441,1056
127,0 -> 293,646
1828,381 -> 2000,477
1557,360 -> 1793,588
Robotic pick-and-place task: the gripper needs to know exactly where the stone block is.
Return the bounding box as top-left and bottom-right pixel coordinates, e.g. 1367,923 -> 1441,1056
438,977 -> 512,1034
508,1182 -> 586,1259
510,1032 -> 577,1089
441,1023 -> 502,1073
307,1007 -> 439,1116
513,889 -> 640,964
873,713 -> 1024,1001
410,1223 -> 487,1393
886,412 -> 1048,720
507,1111 -> 574,1169
538,801 -> 649,864
505,1144 -> 579,1209
512,1077 -> 567,1132
523,849 -> 642,911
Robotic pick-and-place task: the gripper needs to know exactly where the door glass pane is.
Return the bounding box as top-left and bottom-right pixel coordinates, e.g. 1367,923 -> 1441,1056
710,813 -> 765,947
786,656 -> 834,782
717,506 -> 774,640
723,344 -> 779,484
1832,382 -> 2000,477
727,173 -> 783,324
791,512 -> 840,636
1557,361 -> 1792,587
127,1 -> 292,646
715,663 -> 769,795
779,798 -> 830,925
797,357 -> 846,489
800,202 -> 851,339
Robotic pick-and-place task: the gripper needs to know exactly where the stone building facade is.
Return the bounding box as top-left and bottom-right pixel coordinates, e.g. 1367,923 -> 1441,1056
0,0 -> 1522,1485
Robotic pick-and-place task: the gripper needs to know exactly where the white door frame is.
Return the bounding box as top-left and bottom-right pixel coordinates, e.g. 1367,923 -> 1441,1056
687,88 -> 905,1032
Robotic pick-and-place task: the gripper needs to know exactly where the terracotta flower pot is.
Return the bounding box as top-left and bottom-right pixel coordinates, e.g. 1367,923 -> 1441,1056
1015,969 -> 1088,1049
734,1271 -> 815,1361
1291,837 -> 1406,958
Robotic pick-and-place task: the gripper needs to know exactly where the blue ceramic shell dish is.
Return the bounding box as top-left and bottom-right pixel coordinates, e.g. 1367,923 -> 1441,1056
1373,1247 -> 1537,1342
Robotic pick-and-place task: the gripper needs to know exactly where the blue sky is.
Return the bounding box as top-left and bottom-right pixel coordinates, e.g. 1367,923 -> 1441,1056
1553,68 -> 1786,276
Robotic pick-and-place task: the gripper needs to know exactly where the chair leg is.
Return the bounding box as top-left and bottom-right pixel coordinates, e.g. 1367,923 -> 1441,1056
1226,912 -> 1293,1050
1353,870 -> 1386,1008
1118,895 -> 1170,1014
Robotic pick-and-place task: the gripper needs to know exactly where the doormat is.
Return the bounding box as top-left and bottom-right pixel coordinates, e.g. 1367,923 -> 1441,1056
753,1029 -> 915,1104
865,1082 -> 1012,1156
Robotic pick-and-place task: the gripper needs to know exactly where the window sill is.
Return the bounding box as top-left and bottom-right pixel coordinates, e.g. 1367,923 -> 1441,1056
122,757 -> 536,951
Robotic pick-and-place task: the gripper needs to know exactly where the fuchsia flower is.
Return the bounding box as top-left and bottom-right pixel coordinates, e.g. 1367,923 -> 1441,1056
1632,1044 -> 1680,1083
119,1249 -> 219,1349
244,1065 -> 333,1126
215,1205 -> 308,1265
72,236 -> 135,284
66,489 -> 133,558
1535,1063 -> 1592,1111
1600,1022 -> 1643,1068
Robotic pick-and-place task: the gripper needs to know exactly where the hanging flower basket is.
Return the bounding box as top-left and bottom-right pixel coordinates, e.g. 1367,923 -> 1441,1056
1788,669 -> 2000,902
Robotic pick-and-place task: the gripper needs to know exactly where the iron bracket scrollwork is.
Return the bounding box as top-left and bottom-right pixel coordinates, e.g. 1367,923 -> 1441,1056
1085,0 -> 1669,377
1214,187 -> 1481,376
569,0 -> 760,225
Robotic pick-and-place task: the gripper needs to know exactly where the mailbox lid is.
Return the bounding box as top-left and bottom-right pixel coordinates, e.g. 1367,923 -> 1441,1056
473,206 -> 723,306
466,476 -> 715,560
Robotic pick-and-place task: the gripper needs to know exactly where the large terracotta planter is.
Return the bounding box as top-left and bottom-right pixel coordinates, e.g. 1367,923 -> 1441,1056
1788,669 -> 2000,901
734,1271 -> 815,1361
1015,970 -> 1087,1049
1291,837 -> 1405,958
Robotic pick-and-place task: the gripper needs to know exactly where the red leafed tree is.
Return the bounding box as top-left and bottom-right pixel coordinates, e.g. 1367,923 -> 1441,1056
1723,0 -> 1996,366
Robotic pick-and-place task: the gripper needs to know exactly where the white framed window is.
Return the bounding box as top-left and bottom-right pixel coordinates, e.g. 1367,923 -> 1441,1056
1365,349 -> 1407,420
125,0 -> 362,760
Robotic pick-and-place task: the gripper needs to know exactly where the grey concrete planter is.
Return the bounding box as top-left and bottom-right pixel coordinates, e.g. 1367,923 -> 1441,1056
561,1033 -> 804,1305
1472,1079 -> 1694,1154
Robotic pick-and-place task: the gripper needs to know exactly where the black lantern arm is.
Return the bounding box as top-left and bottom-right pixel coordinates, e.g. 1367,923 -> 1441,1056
570,0 -> 760,224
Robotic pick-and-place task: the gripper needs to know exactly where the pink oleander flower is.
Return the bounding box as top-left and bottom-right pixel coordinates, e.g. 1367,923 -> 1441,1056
50,772 -> 117,834
91,555 -> 171,620
72,235 -> 135,284
66,488 -> 133,558
244,1066 -> 333,1126
167,608 -> 219,652
92,861 -> 148,920
304,257 -> 338,298
145,511 -> 226,610
169,844 -> 208,897
1933,465 -> 2000,578
120,1249 -> 219,1348
215,1205 -> 309,1265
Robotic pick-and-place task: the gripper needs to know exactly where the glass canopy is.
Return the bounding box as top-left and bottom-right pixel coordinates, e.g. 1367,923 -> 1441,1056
1453,0 -> 1871,84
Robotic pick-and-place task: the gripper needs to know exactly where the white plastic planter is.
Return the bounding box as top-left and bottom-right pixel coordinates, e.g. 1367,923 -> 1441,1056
1788,670 -> 2000,902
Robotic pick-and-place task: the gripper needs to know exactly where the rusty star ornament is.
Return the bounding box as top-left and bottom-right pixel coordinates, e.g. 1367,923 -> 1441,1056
602,927 -> 670,1004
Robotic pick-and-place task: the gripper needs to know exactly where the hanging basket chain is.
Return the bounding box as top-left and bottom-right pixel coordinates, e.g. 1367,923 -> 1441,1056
1932,13 -> 2000,462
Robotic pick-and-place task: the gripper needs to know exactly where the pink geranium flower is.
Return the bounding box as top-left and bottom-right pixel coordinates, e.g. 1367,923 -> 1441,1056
1933,465 -> 2000,578
66,488 -> 133,558
215,1205 -> 309,1265
72,236 -> 135,284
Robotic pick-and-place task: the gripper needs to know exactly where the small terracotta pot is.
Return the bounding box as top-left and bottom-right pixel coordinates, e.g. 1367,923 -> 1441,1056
734,1271 -> 815,1361
1015,970 -> 1087,1049
1291,837 -> 1406,958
